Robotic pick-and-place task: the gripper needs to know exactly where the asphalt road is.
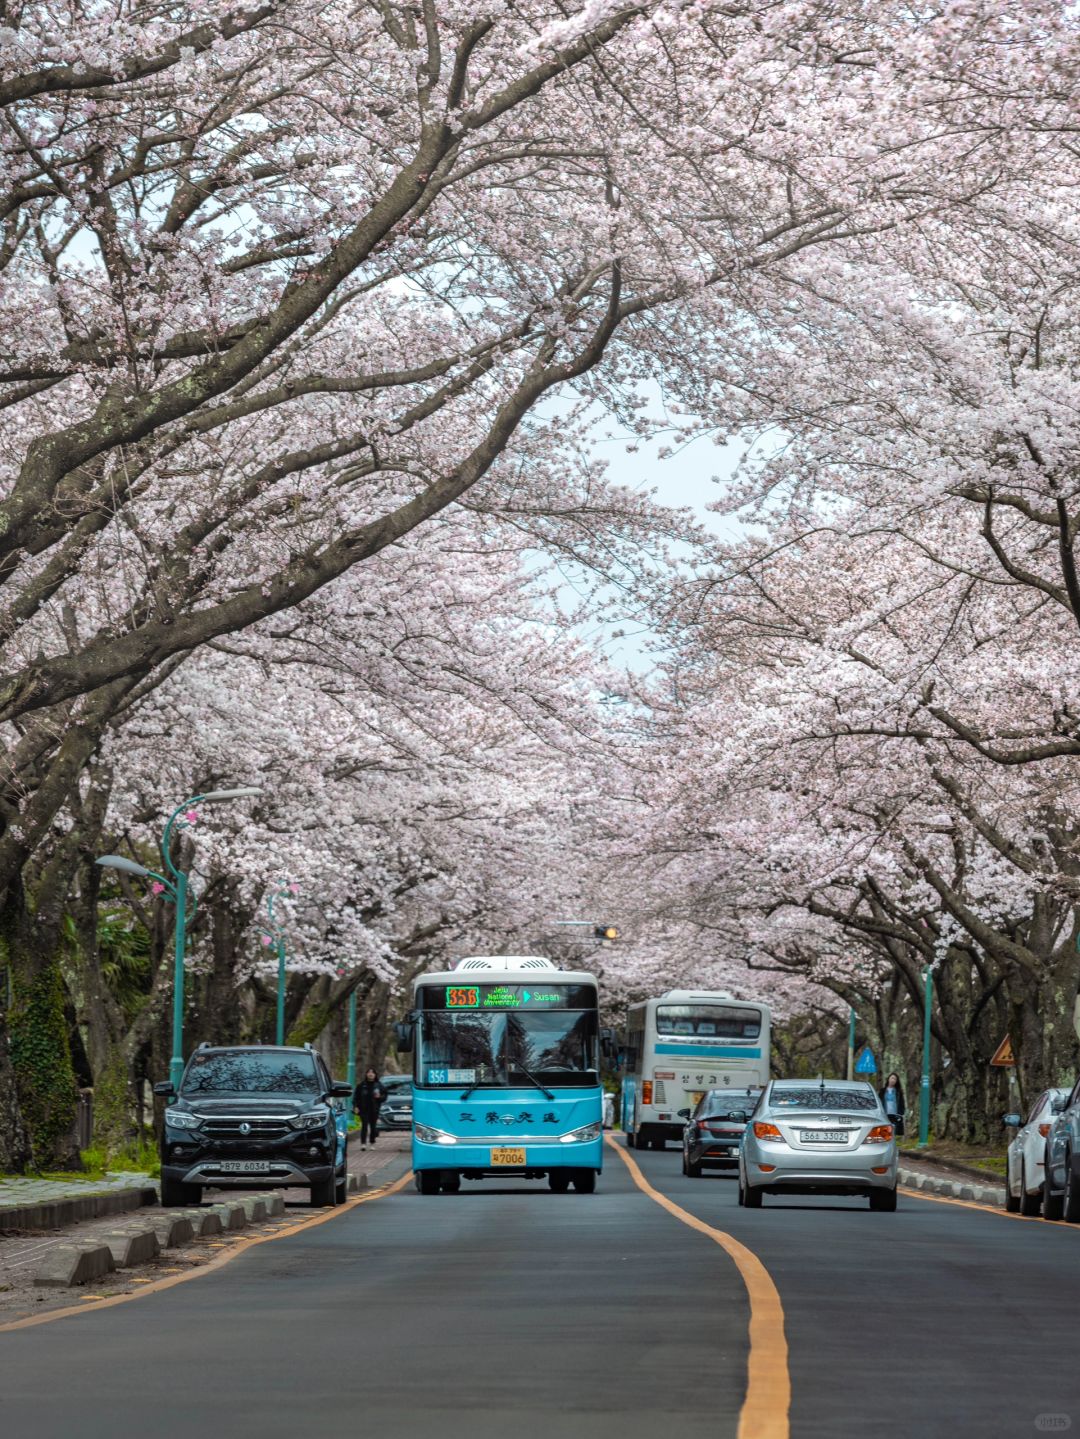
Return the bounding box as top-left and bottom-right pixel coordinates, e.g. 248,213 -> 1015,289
3,1139 -> 1080,1439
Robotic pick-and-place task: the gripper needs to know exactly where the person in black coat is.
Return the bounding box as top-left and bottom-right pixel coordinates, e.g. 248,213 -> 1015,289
354,1067 -> 387,1149
879,1072 -> 906,1137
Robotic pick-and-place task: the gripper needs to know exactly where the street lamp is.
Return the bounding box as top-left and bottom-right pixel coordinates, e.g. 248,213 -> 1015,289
97,786 -> 261,1092
918,965 -> 934,1147
261,880 -> 296,1046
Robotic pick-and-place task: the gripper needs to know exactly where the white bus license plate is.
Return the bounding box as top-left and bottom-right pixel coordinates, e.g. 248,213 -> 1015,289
219,1160 -> 271,1173
804,1131 -> 847,1144
490,1147 -> 526,1166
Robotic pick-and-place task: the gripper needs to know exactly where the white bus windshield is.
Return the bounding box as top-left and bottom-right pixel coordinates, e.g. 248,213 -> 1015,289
655,1004 -> 762,1040
420,1010 -> 598,1087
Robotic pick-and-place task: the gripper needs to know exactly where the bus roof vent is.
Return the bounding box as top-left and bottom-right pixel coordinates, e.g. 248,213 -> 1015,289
452,955 -> 558,972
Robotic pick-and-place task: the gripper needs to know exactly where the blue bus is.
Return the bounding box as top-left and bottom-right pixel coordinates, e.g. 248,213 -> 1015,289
397,956 -> 607,1194
621,990 -> 771,1150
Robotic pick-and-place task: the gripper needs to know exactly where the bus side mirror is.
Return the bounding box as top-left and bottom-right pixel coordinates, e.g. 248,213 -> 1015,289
677,1108 -> 690,1119
600,1027 -> 615,1059
394,1021 -> 414,1054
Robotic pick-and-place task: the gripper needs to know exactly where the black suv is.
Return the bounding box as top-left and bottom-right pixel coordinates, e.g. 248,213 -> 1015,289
155,1044 -> 352,1208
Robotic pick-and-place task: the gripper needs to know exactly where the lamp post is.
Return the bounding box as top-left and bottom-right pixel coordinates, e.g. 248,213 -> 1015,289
262,881 -> 296,1046
846,1007 -> 856,1082
97,787 -> 261,1093
918,965 -> 934,1148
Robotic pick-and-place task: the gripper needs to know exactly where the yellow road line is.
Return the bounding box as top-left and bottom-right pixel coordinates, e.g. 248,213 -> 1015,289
899,1182 -> 1080,1228
606,1137 -> 789,1439
0,1170 -> 412,1334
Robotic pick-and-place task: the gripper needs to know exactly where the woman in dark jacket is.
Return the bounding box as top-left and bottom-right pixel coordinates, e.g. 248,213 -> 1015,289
354,1067 -> 387,1149
879,1072 -> 906,1136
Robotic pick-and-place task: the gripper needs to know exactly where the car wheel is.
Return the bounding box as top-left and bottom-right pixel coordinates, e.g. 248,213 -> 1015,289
869,1186 -> 898,1212
441,1173 -> 461,1193
549,1172 -> 571,1193
1063,1155 -> 1080,1223
742,1180 -> 763,1208
160,1176 -> 201,1207
335,1168 -> 348,1204
310,1172 -> 338,1207
1043,1152 -> 1064,1220
686,1152 -> 703,1178
572,1170 -> 596,1193
626,1130 -> 636,1149
1004,1158 -> 1020,1213
417,1170 -> 441,1196
1019,1161 -> 1041,1217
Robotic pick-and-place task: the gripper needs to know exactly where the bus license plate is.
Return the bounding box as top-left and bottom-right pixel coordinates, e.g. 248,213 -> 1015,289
490,1147 -> 526,1166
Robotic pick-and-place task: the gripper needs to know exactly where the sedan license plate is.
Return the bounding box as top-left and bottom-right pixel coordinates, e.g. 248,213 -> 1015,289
490,1147 -> 526,1166
219,1160 -> 271,1173
804,1130 -> 848,1144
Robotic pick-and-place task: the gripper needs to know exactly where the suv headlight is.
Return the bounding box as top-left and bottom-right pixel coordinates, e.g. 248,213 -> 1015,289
165,1109 -> 202,1130
559,1121 -> 603,1144
415,1123 -> 458,1146
288,1107 -> 330,1131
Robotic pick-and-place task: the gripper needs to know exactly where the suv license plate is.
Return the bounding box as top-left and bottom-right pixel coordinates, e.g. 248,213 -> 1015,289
219,1160 -> 271,1173
490,1147 -> 526,1166
805,1131 -> 847,1144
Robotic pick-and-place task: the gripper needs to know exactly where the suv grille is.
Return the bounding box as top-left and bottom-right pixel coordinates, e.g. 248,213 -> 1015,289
201,1117 -> 293,1140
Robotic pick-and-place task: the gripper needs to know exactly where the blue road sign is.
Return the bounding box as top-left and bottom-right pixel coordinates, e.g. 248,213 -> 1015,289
854,1048 -> 877,1075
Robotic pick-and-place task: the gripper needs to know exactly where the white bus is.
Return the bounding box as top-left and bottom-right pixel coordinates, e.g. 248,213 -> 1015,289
620,990 -> 771,1150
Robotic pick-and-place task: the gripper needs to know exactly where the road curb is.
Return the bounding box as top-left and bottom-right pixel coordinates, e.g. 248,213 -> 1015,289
1,1182 -> 158,1233
34,1244 -> 116,1288
898,1164 -> 1005,1207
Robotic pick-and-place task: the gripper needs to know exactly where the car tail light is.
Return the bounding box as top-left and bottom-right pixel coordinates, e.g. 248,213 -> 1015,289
758,1164 -> 776,1172
871,1166 -> 890,1174
867,1124 -> 894,1143
697,1119 -> 711,1130
641,1082 -> 653,1106
753,1121 -> 782,1140
1039,1123 -> 1051,1138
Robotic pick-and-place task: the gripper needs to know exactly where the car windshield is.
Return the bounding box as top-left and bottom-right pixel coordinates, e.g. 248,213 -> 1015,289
420,1010 -> 598,1087
769,1087 -> 879,1112
701,1095 -> 753,1119
181,1051 -> 320,1095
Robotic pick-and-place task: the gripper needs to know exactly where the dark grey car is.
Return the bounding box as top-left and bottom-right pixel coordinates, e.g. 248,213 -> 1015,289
1043,1072 -> 1080,1221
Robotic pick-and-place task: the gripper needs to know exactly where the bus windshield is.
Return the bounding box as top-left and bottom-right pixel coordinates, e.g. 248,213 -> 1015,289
655,1004 -> 762,1040
420,1010 -> 598,1088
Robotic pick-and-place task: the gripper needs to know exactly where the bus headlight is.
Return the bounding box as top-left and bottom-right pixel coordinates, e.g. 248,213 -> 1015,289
415,1123 -> 458,1146
559,1122 -> 603,1144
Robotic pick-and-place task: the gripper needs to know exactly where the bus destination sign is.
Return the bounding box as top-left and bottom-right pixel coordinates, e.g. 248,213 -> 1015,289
428,983 -> 595,1011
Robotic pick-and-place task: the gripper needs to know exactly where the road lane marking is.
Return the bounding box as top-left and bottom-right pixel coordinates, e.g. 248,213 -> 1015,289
606,1137 -> 789,1439
0,1170 -> 413,1334
899,1184 -> 1080,1228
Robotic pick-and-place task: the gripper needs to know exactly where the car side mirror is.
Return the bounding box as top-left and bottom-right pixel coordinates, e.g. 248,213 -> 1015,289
1002,1113 -> 1022,1128
729,1111 -> 748,1123
1052,1096 -> 1069,1113
394,1021 -> 414,1053
153,1080 -> 176,1098
328,1081 -> 353,1098
677,1108 -> 690,1119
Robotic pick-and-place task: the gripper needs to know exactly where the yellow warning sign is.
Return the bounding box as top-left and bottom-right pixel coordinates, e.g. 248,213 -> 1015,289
989,1035 -> 1015,1067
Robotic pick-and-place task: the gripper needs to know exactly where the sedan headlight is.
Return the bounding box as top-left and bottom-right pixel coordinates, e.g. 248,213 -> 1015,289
415,1123 -> 458,1146
164,1109 -> 202,1130
288,1107 -> 330,1131
559,1121 -> 603,1144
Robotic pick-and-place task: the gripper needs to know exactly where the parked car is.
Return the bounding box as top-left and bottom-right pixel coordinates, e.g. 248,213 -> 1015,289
1002,1087 -> 1069,1215
1043,1074 -> 1080,1221
379,1075 -> 413,1130
155,1043 -> 352,1208
679,1088 -> 756,1176
738,1079 -> 898,1210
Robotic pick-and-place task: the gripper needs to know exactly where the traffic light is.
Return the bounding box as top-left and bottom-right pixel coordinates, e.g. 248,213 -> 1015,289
594,925 -> 618,942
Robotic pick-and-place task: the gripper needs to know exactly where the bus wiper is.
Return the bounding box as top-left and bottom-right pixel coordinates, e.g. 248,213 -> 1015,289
508,1065 -> 555,1101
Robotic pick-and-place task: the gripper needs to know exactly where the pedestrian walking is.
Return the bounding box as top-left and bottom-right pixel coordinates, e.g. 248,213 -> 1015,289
879,1071 -> 906,1137
354,1066 -> 387,1150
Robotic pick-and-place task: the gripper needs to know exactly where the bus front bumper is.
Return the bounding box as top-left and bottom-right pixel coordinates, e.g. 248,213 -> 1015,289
412,1136 -> 603,1173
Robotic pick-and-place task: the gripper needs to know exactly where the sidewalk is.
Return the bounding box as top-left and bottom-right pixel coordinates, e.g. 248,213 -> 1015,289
0,1172 -> 158,1231
0,1134 -> 409,1322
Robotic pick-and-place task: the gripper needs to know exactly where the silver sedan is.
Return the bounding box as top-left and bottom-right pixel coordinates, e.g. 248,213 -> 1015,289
738,1079 -> 899,1210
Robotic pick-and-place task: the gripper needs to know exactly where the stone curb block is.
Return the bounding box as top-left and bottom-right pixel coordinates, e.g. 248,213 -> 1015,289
1,1184 -> 157,1234
101,1228 -> 161,1267
177,1208 -> 223,1237
34,1244 -> 116,1288
263,1193 -> 285,1216
147,1215 -> 195,1248
209,1202 -> 246,1231
899,1165 -> 1005,1206
240,1197 -> 267,1223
